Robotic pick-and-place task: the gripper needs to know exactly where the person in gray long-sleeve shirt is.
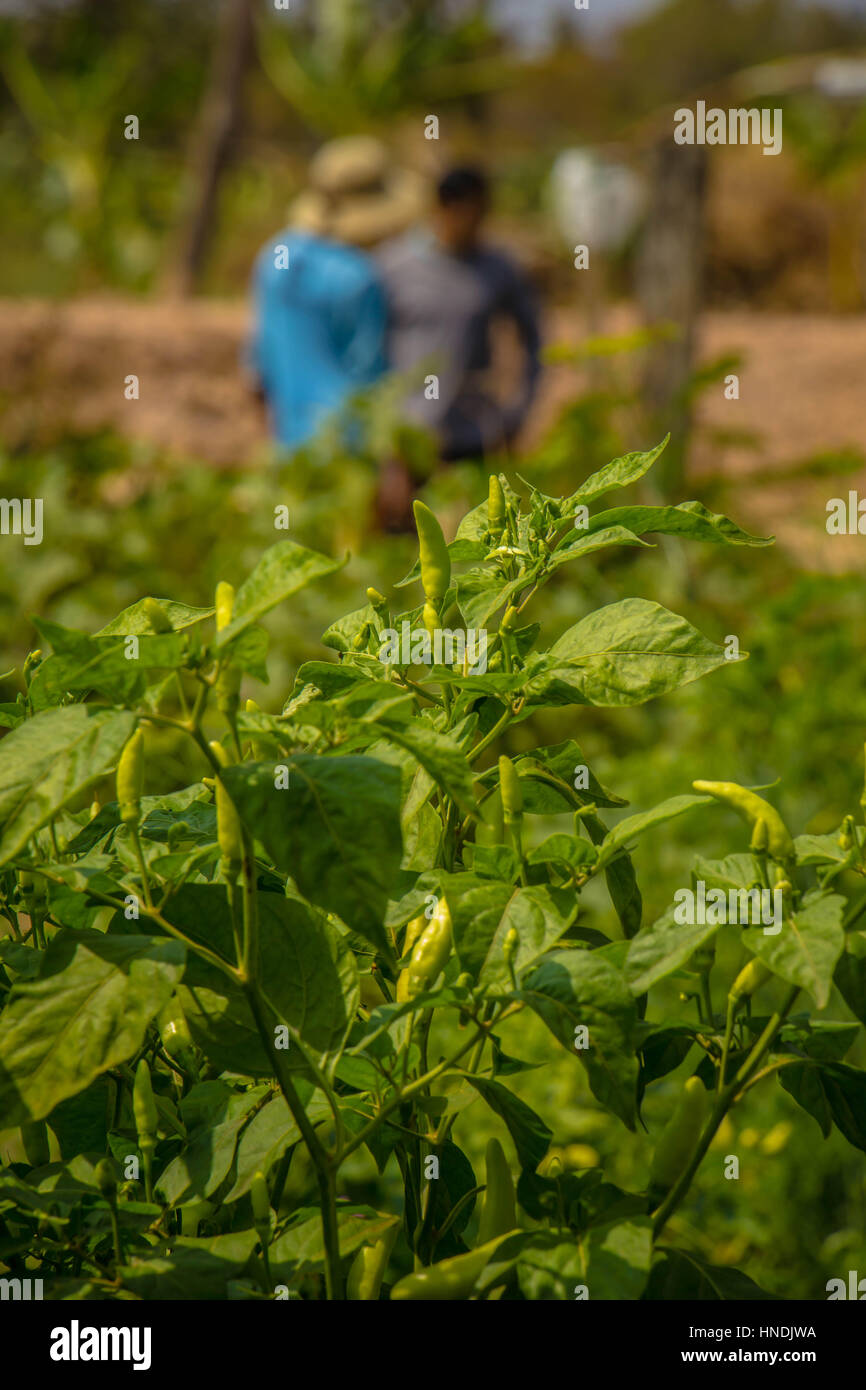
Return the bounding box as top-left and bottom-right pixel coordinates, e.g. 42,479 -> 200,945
376,166 -> 542,465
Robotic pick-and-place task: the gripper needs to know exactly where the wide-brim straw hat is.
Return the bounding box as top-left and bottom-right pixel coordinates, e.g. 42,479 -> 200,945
290,136 -> 427,247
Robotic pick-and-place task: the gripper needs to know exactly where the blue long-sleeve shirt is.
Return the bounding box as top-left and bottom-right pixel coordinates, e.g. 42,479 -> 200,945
248,231 -> 388,450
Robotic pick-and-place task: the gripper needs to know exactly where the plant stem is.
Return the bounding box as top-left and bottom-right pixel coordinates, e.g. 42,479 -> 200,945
651,984 -> 799,1239
244,983 -> 343,1300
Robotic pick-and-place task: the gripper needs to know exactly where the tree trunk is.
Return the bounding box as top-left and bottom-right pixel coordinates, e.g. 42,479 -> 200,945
635,137 -> 708,493
162,0 -> 254,297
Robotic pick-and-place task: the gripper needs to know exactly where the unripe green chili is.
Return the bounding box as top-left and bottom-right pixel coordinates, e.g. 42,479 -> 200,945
142,597 -> 173,634
94,1158 -> 117,1205
422,600 -> 439,640
693,781 -> 794,863
391,1235 -> 506,1301
750,816 -> 769,853
475,786 -> 505,847
413,500 -> 450,605
499,756 -> 523,822
502,927 -> 519,988
251,1171 -> 271,1229
397,915 -> 428,1002
209,741 -> 243,876
347,1224 -> 398,1301
488,474 -> 506,532
477,1138 -> 516,1246
215,581 -> 234,633
133,1059 -> 158,1146
360,971 -> 387,1010
158,1002 -> 198,1079
21,1121 -> 50,1168
500,604 -> 519,634
133,1059 -> 158,1202
728,957 -> 774,1006
407,898 -> 452,998
116,729 -> 145,828
649,1076 -> 709,1191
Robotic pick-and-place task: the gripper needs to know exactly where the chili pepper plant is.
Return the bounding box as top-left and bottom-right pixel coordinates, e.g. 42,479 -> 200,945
1,438 -> 865,1300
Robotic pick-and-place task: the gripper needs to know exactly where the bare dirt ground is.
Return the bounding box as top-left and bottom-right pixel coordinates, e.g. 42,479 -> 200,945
1,297 -> 864,566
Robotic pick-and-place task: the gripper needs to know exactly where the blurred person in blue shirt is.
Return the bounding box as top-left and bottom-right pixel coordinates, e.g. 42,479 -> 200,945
247,137 -> 425,452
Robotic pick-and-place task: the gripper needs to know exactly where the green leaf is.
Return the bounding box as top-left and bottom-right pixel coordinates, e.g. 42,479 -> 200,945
0,706 -> 136,865
224,756 -> 402,961
441,874 -> 577,990
569,437 -> 670,504
522,950 -> 639,1128
30,620 -> 190,705
835,950 -> 866,1026
217,540 -> 344,646
645,1249 -> 780,1300
118,1230 -> 258,1300
583,500 -> 772,548
596,794 -> 712,868
515,1219 -> 652,1300
96,599 -> 213,635
225,1091 -> 331,1203
464,1076 -> 551,1171
549,525 -> 652,571
156,1086 -> 270,1206
526,599 -> 737,708
369,720 -> 476,814
268,1208 -> 399,1281
781,1061 -> 866,1151
140,885 -> 359,1077
742,890 -> 846,1008
625,904 -> 721,995
583,811 -> 643,938
0,931 -> 185,1124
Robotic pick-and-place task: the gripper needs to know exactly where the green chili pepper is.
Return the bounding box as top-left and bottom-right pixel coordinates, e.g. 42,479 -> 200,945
209,741 -> 243,876
693,781 -> 794,863
477,1138 -> 516,1246
142,597 -> 173,634
360,972 -> 387,1009
500,605 -> 519,634
499,756 -> 523,822
251,1171 -> 271,1229
396,915 -> 428,1002
488,475 -> 506,532
728,957 -> 774,1006
21,1121 -> 50,1168
133,1059 -> 158,1147
215,581 -> 235,633
347,1224 -> 398,1301
750,816 -> 769,853
391,1235 -> 506,1301
158,1002 -> 198,1078
502,928 -> 520,988
413,500 -> 450,605
407,898 -> 453,998
116,729 -> 145,828
649,1076 -> 709,1191
475,786 -> 505,847
94,1158 -> 117,1205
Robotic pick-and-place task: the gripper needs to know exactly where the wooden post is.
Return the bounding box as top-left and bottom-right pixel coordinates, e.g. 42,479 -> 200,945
635,136 -> 708,493
162,0 -> 254,298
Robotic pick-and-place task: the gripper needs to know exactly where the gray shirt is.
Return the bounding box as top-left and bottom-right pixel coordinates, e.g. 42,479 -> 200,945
375,231 -> 541,457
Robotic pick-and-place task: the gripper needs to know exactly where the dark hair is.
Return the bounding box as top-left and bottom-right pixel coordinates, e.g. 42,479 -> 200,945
436,165 -> 490,208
